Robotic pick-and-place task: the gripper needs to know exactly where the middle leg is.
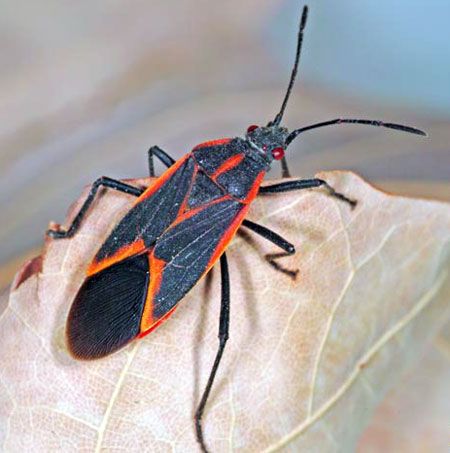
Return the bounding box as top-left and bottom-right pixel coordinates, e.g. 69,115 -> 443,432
241,219 -> 298,279
47,177 -> 144,239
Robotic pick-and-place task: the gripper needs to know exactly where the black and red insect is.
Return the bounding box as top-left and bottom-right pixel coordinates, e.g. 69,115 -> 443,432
48,6 -> 425,452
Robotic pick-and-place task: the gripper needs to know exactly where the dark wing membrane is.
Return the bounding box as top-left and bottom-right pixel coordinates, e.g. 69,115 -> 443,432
94,156 -> 196,264
149,198 -> 244,321
67,253 -> 150,359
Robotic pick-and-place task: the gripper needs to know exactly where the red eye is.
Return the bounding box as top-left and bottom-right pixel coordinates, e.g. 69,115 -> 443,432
271,147 -> 285,160
247,124 -> 258,133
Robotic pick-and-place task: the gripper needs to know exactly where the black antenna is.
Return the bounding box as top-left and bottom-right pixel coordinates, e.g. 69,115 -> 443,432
286,118 -> 427,145
268,5 -> 309,127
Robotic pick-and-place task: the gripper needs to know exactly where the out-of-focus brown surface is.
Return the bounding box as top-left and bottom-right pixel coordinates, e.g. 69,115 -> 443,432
0,1 -> 448,267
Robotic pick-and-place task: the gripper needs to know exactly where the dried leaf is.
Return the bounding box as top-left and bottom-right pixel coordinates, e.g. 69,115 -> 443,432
358,336 -> 450,452
0,171 -> 449,452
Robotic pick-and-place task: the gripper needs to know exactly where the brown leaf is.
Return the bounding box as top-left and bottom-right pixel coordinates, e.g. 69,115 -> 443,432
358,334 -> 450,452
0,171 -> 449,452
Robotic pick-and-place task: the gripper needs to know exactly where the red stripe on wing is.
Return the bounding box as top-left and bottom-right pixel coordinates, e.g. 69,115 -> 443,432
87,238 -> 146,277
139,251 -> 166,332
138,153 -> 191,201
206,171 -> 265,268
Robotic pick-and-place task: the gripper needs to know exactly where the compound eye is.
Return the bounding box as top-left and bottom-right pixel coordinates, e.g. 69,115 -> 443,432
247,124 -> 258,134
271,147 -> 285,160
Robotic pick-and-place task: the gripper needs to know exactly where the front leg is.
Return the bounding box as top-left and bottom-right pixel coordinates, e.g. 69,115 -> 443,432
47,177 -> 144,239
259,178 -> 357,209
147,145 -> 176,177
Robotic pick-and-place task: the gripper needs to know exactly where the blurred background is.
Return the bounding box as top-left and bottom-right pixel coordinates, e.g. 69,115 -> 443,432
0,0 -> 449,279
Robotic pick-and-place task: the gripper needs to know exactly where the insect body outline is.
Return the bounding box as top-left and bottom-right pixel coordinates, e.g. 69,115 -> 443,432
47,5 -> 425,452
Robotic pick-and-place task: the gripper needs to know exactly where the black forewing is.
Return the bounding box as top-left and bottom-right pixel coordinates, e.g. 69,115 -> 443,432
186,170 -> 225,209
67,253 -> 150,359
95,157 -> 196,262
152,198 -> 244,318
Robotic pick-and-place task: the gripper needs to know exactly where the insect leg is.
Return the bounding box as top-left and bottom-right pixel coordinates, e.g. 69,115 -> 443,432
147,145 -> 176,177
47,177 -> 144,239
259,178 -> 357,208
280,156 -> 291,178
195,253 -> 230,453
242,219 -> 298,279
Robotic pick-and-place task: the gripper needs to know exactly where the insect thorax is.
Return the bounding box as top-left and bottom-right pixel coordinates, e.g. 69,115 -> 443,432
192,137 -> 269,201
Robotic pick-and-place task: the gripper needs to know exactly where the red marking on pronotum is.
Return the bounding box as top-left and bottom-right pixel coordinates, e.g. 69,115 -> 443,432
211,154 -> 244,180
243,171 -> 265,204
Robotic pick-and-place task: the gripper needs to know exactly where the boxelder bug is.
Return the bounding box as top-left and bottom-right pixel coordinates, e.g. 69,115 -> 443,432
47,5 -> 425,452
